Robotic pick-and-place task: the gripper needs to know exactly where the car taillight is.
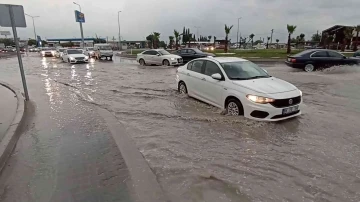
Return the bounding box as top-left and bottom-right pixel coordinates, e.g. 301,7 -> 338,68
291,58 -> 296,63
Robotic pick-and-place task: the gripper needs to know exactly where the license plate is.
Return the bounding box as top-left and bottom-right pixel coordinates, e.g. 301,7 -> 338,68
282,105 -> 299,115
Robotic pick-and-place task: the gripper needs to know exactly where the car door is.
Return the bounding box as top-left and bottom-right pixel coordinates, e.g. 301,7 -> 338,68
62,50 -> 68,61
180,49 -> 190,63
201,60 -> 225,107
147,50 -> 159,64
310,51 -> 330,68
153,51 -> 163,65
185,60 -> 206,99
327,51 -> 347,66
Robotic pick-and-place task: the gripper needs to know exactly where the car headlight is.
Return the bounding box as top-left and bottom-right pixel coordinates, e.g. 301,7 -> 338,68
41,51 -> 45,54
170,58 -> 175,60
246,95 -> 275,104
70,57 -> 74,60
210,47 -> 214,50
85,56 -> 89,59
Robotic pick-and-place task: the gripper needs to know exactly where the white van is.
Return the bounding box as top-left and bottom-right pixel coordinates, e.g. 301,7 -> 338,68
93,44 -> 113,60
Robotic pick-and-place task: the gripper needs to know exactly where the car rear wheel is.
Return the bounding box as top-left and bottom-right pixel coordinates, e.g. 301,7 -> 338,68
178,82 -> 188,94
304,64 -> 315,72
163,59 -> 170,66
68,58 -> 70,63
139,59 -> 146,66
226,98 -> 244,116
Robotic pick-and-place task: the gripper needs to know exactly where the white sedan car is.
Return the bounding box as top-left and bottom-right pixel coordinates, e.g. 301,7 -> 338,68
62,49 -> 89,64
136,49 -> 183,66
176,57 -> 302,121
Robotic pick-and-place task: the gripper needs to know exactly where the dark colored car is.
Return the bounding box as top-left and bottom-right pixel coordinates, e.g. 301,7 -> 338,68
354,50 -> 360,58
174,48 -> 215,63
285,49 -> 360,72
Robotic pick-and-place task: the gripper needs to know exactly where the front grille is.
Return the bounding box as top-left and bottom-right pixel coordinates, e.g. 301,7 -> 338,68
271,110 -> 300,119
250,110 -> 269,119
270,96 -> 301,108
75,57 -> 85,60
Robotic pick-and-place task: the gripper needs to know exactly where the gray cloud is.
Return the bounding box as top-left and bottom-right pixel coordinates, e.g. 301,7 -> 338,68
1,0 -> 359,43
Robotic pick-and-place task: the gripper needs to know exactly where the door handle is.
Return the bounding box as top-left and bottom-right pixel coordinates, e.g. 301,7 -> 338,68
187,73 -> 190,76
201,78 -> 206,81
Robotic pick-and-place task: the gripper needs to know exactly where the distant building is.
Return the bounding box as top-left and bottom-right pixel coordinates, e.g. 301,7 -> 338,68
321,25 -> 359,49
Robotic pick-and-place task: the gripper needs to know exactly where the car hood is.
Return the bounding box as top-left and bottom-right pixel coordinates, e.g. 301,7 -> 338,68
163,54 -> 182,59
232,77 -> 297,94
68,54 -> 86,57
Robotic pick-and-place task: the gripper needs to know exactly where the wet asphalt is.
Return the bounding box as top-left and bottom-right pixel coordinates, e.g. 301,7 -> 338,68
0,53 -> 359,202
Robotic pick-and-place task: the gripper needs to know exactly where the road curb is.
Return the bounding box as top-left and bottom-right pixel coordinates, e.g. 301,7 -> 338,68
97,107 -> 169,202
0,82 -> 26,172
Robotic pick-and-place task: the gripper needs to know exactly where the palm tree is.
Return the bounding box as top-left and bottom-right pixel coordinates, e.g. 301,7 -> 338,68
299,33 -> 305,48
169,36 -> 174,49
266,37 -> 271,49
249,34 -> 255,48
224,24 -> 233,53
342,27 -> 353,51
146,34 -> 154,48
276,39 -> 279,49
287,24 -> 297,53
353,25 -> 360,51
208,35 -> 212,42
174,30 -> 180,50
153,32 -> 161,48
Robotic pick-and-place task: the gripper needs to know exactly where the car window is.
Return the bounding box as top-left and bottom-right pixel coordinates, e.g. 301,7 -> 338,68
142,51 -> 151,55
181,49 -> 187,54
149,51 -> 159,55
328,51 -> 344,58
187,62 -> 193,70
188,49 -> 196,54
204,61 -> 222,76
354,51 -> 360,57
311,51 -> 328,57
190,60 -> 204,73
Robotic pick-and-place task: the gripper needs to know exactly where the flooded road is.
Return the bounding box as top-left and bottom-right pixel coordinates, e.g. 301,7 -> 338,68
1,54 -> 360,201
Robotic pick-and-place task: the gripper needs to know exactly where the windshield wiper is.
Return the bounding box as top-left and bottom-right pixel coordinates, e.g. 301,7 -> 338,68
247,75 -> 271,79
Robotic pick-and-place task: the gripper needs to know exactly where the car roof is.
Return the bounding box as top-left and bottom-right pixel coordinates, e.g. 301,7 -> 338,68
209,57 -> 249,63
66,49 -> 82,51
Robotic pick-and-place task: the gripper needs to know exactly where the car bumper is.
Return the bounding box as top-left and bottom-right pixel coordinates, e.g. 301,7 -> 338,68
285,61 -> 303,68
170,59 -> 183,66
69,59 -> 89,64
100,54 -> 113,57
244,101 -> 302,121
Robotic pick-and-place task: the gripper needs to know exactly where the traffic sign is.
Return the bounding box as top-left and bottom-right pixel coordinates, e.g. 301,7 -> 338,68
74,10 -> 85,23
0,4 -> 26,27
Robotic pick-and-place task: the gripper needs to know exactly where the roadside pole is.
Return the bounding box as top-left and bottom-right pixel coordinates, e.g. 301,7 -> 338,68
0,4 -> 29,100
80,22 -> 84,48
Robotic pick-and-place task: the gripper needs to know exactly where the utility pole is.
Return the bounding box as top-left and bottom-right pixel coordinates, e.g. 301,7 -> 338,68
118,11 -> 121,50
237,17 -> 241,49
270,29 -> 274,44
194,26 -> 201,39
25,14 -> 39,42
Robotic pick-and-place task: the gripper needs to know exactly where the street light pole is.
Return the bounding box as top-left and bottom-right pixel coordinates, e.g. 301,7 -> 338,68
25,14 -> 39,42
237,17 -> 241,49
118,11 -> 121,50
73,2 -> 85,48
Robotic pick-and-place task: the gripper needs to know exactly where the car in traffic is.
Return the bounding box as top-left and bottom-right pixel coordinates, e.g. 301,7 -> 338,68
84,47 -> 95,57
61,49 -> 89,64
285,49 -> 360,72
137,49 -> 183,66
55,47 -> 66,58
353,50 -> 360,58
40,47 -> 56,57
173,48 -> 215,63
176,57 -> 302,121
93,44 -> 113,60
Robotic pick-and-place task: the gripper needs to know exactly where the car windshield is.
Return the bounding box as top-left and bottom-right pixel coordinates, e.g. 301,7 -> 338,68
158,50 -> 171,55
220,61 -> 270,80
99,46 -> 112,50
67,50 -> 83,54
59,49 -> 65,52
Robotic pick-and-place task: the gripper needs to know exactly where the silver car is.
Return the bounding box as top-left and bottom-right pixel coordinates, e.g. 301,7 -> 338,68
136,49 -> 183,66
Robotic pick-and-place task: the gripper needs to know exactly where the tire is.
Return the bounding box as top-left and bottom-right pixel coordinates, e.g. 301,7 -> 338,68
68,58 -> 70,63
226,98 -> 244,116
163,59 -> 170,66
304,63 -> 315,72
139,59 -> 146,66
178,81 -> 188,94
109,56 -> 113,61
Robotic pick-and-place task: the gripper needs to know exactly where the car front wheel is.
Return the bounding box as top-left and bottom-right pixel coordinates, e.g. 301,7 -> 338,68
139,59 -> 145,66
226,98 -> 244,116
178,81 -> 188,94
163,59 -> 170,66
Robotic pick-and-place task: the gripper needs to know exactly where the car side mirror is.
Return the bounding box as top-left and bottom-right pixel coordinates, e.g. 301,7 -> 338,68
211,73 -> 222,80
156,54 -> 160,56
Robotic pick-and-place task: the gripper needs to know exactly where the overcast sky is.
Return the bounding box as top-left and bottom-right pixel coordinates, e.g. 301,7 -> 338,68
1,0 -> 360,43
